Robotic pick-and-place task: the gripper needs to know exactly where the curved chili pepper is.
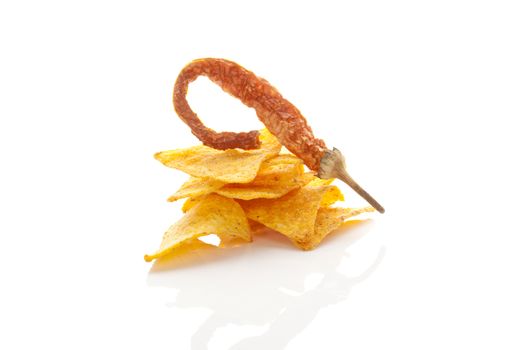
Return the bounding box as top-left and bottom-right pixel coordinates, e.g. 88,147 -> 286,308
173,58 -> 385,213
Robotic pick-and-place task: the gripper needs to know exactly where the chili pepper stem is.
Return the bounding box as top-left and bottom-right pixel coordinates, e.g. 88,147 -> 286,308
318,148 -> 385,214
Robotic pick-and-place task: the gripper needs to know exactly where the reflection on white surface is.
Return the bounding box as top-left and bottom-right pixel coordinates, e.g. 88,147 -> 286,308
147,220 -> 385,350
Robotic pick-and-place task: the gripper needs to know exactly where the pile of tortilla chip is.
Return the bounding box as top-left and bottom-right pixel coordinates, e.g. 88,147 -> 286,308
145,129 -> 374,262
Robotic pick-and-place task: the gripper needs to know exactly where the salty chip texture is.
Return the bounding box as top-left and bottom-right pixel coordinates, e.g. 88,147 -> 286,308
144,194 -> 250,262
306,177 -> 344,207
305,206 -> 375,250
181,197 -> 200,213
216,173 -> 315,200
250,155 -> 304,186
307,177 -> 334,187
146,127 -> 378,261
167,153 -> 309,202
239,185 -> 334,249
319,186 -> 344,207
167,177 -> 225,202
155,129 -> 280,183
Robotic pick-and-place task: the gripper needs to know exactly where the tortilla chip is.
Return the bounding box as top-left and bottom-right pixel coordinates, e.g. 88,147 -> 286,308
256,128 -> 282,154
248,219 -> 268,235
145,194 -> 251,262
154,129 -> 281,183
250,155 -> 304,186
181,197 -> 199,213
171,155 -> 309,202
306,176 -> 344,206
216,173 -> 315,200
301,206 -> 375,250
167,177 -> 225,202
239,185 -> 336,249
320,186 -> 344,207
307,177 -> 334,187
263,154 -> 303,165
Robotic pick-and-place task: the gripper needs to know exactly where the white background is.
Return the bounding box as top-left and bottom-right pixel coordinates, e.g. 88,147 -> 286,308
1,1 -> 524,349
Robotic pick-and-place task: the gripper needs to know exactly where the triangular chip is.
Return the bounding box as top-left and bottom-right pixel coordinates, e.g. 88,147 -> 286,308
145,194 -> 251,262
154,129 -> 281,183
250,155 -> 304,186
306,176 -> 344,206
320,186 -> 344,207
216,173 -> 315,200
301,206 -> 375,250
307,177 -> 334,187
181,197 -> 200,213
169,155 -> 309,202
239,185 -> 335,249
180,173 -> 319,211
167,177 -> 225,202
256,128 -> 282,154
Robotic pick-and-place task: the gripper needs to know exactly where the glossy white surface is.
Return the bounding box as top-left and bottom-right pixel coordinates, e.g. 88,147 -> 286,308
1,1 -> 524,349
149,221 -> 385,349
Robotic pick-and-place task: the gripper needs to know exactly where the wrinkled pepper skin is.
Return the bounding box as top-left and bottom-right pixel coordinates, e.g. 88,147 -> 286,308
173,58 -> 327,170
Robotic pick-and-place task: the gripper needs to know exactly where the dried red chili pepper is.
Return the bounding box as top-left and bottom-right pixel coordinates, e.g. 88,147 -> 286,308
173,58 -> 384,213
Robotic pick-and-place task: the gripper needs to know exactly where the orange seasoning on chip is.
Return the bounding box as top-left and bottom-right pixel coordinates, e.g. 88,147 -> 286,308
173,58 -> 384,213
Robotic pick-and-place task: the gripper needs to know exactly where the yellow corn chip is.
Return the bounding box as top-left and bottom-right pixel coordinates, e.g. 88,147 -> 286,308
256,128 -> 282,154
248,219 -> 268,235
181,174 -> 321,211
306,176 -> 344,206
301,206 -> 376,250
154,129 -> 281,183
320,186 -> 344,207
171,156 -> 309,203
307,177 -> 334,187
239,185 -> 335,249
144,194 -> 251,262
216,173 -> 315,200
181,197 -> 200,213
250,155 -> 304,186
167,177 -> 225,202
